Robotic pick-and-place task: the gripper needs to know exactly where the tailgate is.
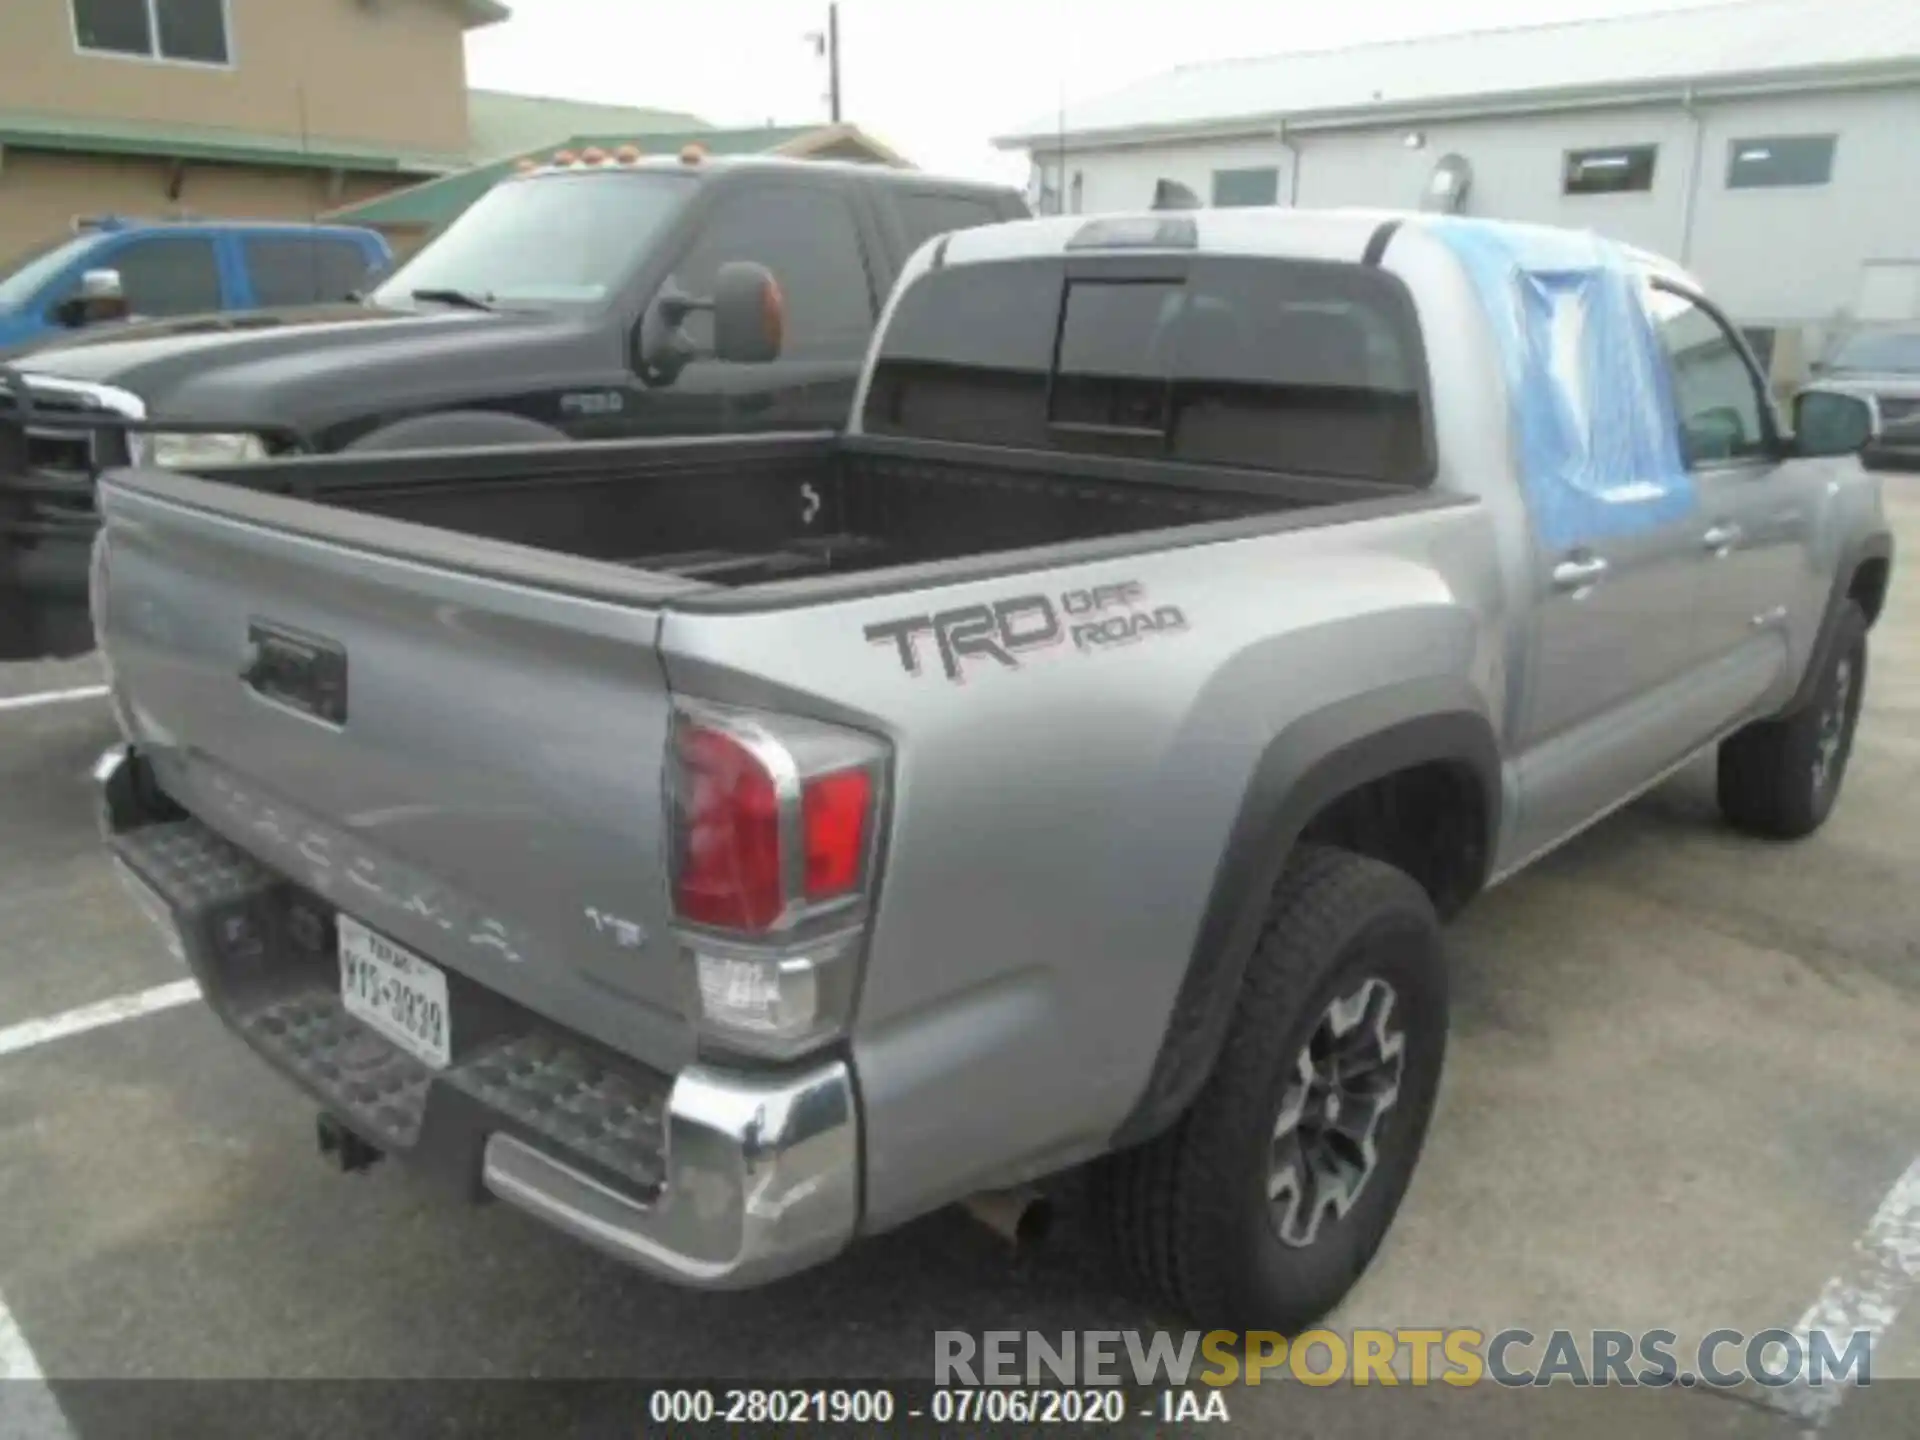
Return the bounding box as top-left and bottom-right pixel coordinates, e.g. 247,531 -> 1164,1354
97,470 -> 696,1072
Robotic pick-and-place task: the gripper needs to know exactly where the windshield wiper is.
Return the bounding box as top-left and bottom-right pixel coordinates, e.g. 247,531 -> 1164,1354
408,287 -> 496,313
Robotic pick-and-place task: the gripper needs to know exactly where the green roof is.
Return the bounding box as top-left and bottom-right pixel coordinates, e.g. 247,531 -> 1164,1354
0,111 -> 463,174
325,125 -> 824,229
467,89 -> 709,162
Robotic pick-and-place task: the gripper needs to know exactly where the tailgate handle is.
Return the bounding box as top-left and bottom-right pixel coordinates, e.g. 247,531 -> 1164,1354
241,620 -> 348,726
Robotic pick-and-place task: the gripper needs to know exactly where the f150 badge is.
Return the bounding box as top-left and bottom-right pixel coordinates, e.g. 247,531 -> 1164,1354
865,580 -> 1188,683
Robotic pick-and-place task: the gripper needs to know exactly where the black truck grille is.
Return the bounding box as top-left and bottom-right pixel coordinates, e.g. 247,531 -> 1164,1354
1,381 -> 132,533
23,394 -> 98,467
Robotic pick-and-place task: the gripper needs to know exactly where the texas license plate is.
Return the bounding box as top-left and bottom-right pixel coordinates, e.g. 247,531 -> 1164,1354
339,915 -> 451,1069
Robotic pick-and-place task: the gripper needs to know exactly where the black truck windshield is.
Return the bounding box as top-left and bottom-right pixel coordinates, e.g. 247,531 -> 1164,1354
372,170 -> 695,310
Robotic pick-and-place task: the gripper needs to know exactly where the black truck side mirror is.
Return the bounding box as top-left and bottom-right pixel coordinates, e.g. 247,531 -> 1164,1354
1791,387 -> 1877,458
637,261 -> 785,385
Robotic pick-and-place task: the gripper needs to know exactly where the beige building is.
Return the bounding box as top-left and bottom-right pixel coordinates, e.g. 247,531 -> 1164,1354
0,0 -> 507,261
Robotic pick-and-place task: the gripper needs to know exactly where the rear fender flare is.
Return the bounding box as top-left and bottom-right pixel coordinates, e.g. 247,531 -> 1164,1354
1111,679 -> 1500,1148
1780,530 -> 1892,718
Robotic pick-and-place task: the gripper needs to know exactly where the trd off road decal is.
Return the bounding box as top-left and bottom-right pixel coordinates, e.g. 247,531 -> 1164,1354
864,581 -> 1188,682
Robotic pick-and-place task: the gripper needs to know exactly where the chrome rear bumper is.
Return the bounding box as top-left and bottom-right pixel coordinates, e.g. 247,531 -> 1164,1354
482,1058 -> 858,1289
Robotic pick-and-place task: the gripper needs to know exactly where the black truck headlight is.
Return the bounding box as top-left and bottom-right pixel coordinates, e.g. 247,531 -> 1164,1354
130,431 -> 269,468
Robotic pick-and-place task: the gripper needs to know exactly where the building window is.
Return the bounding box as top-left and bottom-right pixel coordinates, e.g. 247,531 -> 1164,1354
1211,167 -> 1280,208
1032,161 -> 1062,216
72,0 -> 231,66
1727,135 -> 1836,189
1563,145 -> 1657,195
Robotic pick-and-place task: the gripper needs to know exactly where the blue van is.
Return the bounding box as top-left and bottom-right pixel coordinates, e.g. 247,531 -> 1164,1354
0,217 -> 391,352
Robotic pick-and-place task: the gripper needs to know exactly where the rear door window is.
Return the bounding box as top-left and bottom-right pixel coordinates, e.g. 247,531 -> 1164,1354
244,236 -> 377,306
667,185 -> 876,360
892,191 -> 1008,256
108,236 -> 223,317
865,255 -> 1432,485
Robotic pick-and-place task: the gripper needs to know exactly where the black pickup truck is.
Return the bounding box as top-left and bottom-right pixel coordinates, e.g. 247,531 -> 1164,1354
0,153 -> 1027,660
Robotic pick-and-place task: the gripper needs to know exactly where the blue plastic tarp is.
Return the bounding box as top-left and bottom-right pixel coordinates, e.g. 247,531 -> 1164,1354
1428,218 -> 1694,550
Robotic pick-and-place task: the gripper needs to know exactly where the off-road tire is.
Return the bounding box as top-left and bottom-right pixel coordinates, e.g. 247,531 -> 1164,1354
1093,845 -> 1448,1331
1718,602 -> 1868,840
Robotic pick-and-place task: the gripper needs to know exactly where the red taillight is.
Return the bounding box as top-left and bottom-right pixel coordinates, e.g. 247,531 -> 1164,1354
671,715 -> 879,934
672,724 -> 783,931
803,768 -> 871,900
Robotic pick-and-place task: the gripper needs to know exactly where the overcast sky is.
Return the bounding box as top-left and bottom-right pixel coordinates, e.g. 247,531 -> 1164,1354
465,0 -> 1756,183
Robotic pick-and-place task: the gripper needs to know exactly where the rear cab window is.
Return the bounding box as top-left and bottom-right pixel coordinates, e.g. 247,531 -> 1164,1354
864,255 -> 1433,486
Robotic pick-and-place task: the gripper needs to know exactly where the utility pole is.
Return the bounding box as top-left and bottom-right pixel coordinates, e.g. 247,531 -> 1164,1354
828,4 -> 841,124
808,5 -> 842,124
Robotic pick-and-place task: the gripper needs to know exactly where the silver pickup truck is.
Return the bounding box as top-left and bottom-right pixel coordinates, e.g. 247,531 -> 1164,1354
94,209 -> 1892,1330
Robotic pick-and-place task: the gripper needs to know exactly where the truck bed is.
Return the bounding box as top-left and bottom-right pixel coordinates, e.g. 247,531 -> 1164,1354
185,431 -> 1396,594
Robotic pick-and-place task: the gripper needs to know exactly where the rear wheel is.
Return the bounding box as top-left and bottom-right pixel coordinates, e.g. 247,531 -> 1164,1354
1094,846 -> 1448,1331
1718,603 -> 1867,839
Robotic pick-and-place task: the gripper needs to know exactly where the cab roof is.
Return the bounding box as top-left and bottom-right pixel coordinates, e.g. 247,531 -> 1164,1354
925,206 -> 1698,287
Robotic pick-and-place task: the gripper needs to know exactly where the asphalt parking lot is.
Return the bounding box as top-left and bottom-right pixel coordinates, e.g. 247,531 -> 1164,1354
1,493 -> 1916,1439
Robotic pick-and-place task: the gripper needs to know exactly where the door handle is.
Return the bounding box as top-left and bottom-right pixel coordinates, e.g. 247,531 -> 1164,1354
1552,555 -> 1610,592
1701,523 -> 1743,553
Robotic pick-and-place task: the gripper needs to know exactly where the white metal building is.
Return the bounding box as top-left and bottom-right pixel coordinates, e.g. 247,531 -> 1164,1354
995,0 -> 1920,381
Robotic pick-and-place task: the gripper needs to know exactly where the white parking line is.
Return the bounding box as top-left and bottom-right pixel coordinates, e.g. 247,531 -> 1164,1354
0,979 -> 202,1061
0,978 -> 198,1434
0,1291 -> 45,1379
1772,1155 -> 1920,1426
0,686 -> 108,714
0,1287 -> 76,1437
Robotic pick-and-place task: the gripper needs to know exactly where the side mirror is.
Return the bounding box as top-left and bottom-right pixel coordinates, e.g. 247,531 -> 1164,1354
635,261 -> 784,386
1792,387 -> 1877,458
710,261 -> 784,365
53,268 -> 129,328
